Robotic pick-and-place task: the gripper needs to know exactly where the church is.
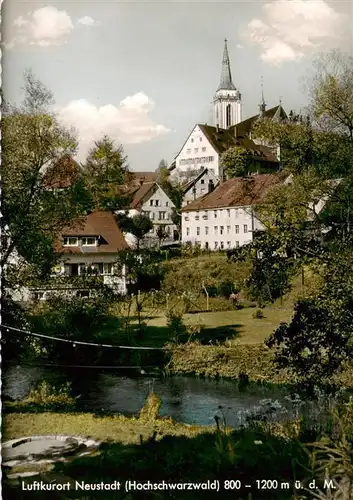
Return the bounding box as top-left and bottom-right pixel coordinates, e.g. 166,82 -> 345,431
170,39 -> 287,190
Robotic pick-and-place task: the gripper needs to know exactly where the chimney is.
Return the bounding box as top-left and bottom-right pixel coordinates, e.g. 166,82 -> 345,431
208,180 -> 215,193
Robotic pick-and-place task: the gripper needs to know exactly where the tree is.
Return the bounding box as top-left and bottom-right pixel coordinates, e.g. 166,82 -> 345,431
2,71 -> 87,277
220,147 -> 249,178
82,135 -> 131,211
116,213 -> 153,250
156,225 -> 168,247
266,251 -> 353,390
309,49 -> 353,142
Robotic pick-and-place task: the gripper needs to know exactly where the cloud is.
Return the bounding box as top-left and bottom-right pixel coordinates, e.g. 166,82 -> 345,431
243,0 -> 345,65
77,16 -> 100,27
5,7 -> 99,49
236,44 -> 244,49
58,93 -> 172,159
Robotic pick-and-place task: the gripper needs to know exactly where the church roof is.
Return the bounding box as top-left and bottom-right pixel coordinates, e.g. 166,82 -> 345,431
230,104 -> 287,138
217,39 -> 236,92
197,124 -> 278,163
181,174 -> 283,212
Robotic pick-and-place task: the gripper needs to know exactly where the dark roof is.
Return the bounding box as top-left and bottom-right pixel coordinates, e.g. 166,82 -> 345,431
181,173 -> 283,212
55,211 -> 128,254
197,124 -> 278,162
216,39 -> 236,92
130,182 -> 156,209
182,168 -> 220,194
229,105 -> 287,138
43,155 -> 81,189
132,171 -> 158,182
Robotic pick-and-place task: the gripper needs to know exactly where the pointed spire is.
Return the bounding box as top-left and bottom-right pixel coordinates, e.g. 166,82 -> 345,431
258,76 -> 266,117
217,38 -> 236,92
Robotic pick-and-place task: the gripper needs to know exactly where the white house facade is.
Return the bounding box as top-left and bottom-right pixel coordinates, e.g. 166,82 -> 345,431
118,181 -> 178,246
181,174 -> 282,250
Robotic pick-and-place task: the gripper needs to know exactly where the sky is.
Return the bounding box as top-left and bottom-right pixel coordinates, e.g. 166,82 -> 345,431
3,0 -> 352,171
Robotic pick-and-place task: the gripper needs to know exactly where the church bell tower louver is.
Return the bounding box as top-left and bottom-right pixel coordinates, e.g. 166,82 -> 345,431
213,39 -> 242,129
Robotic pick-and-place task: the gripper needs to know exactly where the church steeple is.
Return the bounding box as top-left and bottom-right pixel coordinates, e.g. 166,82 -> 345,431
213,39 -> 242,128
217,38 -> 236,91
258,77 -> 266,117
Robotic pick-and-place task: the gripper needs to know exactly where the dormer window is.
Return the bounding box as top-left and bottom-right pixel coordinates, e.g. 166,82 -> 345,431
81,237 -> 96,246
63,237 -> 78,246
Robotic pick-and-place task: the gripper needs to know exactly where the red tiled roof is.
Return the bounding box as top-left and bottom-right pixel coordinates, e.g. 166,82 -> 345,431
181,174 -> 284,212
55,211 -> 129,254
43,155 -> 81,189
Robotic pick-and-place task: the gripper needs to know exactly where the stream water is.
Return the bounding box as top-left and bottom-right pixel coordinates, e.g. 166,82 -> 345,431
3,365 -> 332,428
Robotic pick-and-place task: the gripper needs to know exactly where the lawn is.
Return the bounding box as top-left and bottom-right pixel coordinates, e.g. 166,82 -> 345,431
141,307 -> 292,346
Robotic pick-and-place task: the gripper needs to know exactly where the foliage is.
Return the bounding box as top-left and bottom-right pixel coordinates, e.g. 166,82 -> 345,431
116,212 -> 153,249
252,309 -> 265,319
220,146 -> 250,178
116,249 -> 166,291
6,381 -> 76,412
1,71 -> 86,276
82,135 -> 131,211
26,286 -> 119,364
166,310 -> 189,344
309,49 -> 353,142
156,224 -> 169,246
266,253 -> 353,389
139,393 -> 162,422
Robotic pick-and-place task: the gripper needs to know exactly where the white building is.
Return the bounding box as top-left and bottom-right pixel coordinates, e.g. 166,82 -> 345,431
181,174 -> 282,250
119,180 -> 179,246
182,168 -> 220,207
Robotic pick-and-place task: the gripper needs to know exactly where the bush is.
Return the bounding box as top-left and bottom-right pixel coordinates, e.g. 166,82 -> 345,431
253,309 -> 265,319
139,392 -> 161,422
7,381 -> 76,412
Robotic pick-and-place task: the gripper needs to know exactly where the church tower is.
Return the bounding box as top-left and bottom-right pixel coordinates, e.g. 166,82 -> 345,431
213,39 -> 242,129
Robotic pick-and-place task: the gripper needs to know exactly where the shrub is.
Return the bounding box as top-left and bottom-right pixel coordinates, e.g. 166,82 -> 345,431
253,309 -> 265,319
139,392 -> 161,422
7,381 -> 76,411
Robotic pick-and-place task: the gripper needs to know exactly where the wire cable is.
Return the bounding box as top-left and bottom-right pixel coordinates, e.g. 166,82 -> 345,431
1,324 -> 164,351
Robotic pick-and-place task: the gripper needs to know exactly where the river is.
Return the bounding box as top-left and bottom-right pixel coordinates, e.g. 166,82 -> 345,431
3,365 -> 332,428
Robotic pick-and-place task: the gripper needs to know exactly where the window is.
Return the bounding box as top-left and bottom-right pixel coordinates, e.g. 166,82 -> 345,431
159,212 -> 166,220
191,138 -> 194,143
205,242 -> 209,249
214,242 -> 218,249
200,179 -> 205,184
194,148 -> 198,153
220,241 -> 224,249
202,147 -> 206,152
81,237 -> 96,246
196,227 -> 200,235
214,226 -> 218,235
227,209 -> 230,217
201,188 -> 205,193
151,212 -> 155,220
155,200 -> 160,207
195,215 -> 200,220
205,226 -> 209,235
220,226 -> 224,235
186,148 -> 191,154
235,225 -> 239,234
104,263 -> 113,275
63,237 -> 78,246
200,137 -> 203,142
244,224 -> 248,233
165,226 -> 171,234
227,225 -> 231,234
227,241 -> 231,248
186,228 -> 190,236
236,241 -> 240,248
214,210 -> 217,218
166,201 -> 169,207
150,200 -> 153,206
165,212 -> 170,220
226,104 -> 231,128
